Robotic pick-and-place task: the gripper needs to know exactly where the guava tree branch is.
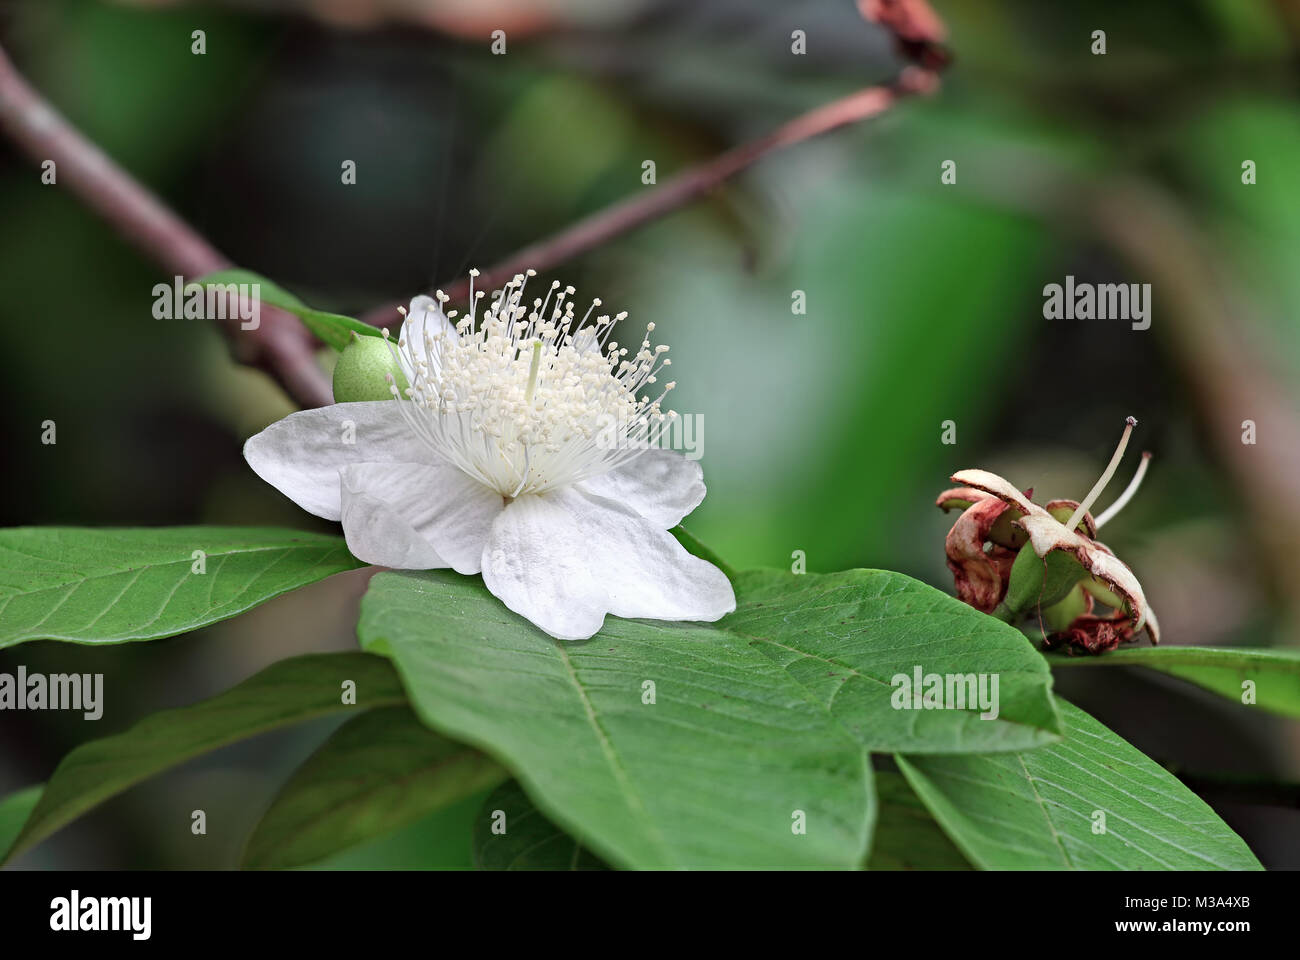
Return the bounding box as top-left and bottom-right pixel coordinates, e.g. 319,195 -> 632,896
0,42 -> 333,408
1,0 -> 950,406
362,0 -> 951,322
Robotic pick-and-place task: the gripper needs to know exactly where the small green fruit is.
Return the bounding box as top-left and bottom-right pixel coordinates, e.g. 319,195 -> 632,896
332,332 -> 408,403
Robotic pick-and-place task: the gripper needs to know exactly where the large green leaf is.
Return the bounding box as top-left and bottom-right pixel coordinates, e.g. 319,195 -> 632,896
0,785 -> 43,859
0,527 -> 362,648
896,700 -> 1263,870
474,781 -> 609,871
191,269 -> 385,351
1,653 -> 405,864
473,774 -> 975,872
867,771 -> 971,870
722,569 -> 1063,752
308,787 -> 494,870
243,706 -> 505,870
671,525 -> 736,579
1052,645 -> 1300,719
358,567 -> 1060,869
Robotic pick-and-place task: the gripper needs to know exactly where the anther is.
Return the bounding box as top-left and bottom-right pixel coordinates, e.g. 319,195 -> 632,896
1067,416 -> 1137,532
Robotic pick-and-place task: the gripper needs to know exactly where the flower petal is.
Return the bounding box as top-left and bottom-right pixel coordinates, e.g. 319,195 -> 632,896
1044,498 -> 1096,539
339,461 -> 504,574
243,401 -> 428,520
576,449 -> 705,528
1019,514 -> 1152,635
339,469 -> 447,571
948,469 -> 1037,514
479,493 -> 604,639
944,497 -> 1017,613
950,470 -> 1155,645
1045,613 -> 1136,655
1144,604 -> 1161,645
481,486 -> 735,640
936,487 -> 992,512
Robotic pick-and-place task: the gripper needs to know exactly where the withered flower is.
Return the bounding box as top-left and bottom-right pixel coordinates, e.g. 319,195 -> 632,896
937,418 -> 1159,654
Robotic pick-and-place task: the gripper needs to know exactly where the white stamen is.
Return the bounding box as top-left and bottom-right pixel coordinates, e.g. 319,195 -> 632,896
1067,416 -> 1136,532
389,273 -> 676,497
1094,451 -> 1152,530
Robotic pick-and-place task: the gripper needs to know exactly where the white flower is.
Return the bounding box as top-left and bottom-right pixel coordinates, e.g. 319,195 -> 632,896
244,271 -> 736,640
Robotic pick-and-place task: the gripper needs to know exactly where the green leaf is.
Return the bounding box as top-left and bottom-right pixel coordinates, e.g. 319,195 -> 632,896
670,525 -> 736,580
866,771 -> 971,870
0,527 -> 363,648
358,567 -> 1061,869
308,787 -> 494,870
190,268 -> 386,351
243,706 -> 505,870
896,700 -> 1263,870
1051,645 -> 1300,719
0,785 -> 43,861
361,570 -> 873,869
2,653 -> 405,864
724,569 -> 1063,753
474,781 -> 609,871
722,567 -> 1066,749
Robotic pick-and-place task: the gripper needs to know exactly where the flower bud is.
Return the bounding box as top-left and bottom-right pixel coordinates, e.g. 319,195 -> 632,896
332,333 -> 409,403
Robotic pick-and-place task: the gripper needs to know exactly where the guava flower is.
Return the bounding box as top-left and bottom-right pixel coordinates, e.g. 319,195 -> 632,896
937,418 -> 1160,654
244,271 -> 735,640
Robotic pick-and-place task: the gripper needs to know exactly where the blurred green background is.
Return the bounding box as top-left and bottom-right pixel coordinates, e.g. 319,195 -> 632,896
2,0 -> 1299,868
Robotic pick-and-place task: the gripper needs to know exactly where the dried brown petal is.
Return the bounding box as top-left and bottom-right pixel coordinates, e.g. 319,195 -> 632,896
936,487 -> 992,512
1045,613 -> 1137,655
944,497 -> 1017,613
950,467 -> 1156,644
1044,499 -> 1096,539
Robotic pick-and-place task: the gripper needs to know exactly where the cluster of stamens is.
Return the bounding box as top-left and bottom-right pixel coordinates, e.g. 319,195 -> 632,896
384,270 -> 678,498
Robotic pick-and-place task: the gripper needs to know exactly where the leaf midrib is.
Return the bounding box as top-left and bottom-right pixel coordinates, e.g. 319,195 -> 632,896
0,541 -> 347,601
551,640 -> 675,867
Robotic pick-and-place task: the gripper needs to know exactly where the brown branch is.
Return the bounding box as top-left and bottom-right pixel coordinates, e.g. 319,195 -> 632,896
363,2 -> 951,323
365,69 -> 939,321
0,43 -> 333,408
1,0 -> 950,404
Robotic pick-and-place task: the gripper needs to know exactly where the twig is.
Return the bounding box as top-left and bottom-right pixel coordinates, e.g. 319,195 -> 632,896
363,1 -> 951,323
0,43 -> 333,408
1,0 -> 951,403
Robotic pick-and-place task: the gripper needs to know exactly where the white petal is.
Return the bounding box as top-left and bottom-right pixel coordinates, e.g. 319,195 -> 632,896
339,468 -> 447,571
481,486 -> 735,640
480,494 -> 606,640
398,295 -> 455,384
339,461 -> 504,574
243,401 -> 427,520
576,449 -> 706,528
